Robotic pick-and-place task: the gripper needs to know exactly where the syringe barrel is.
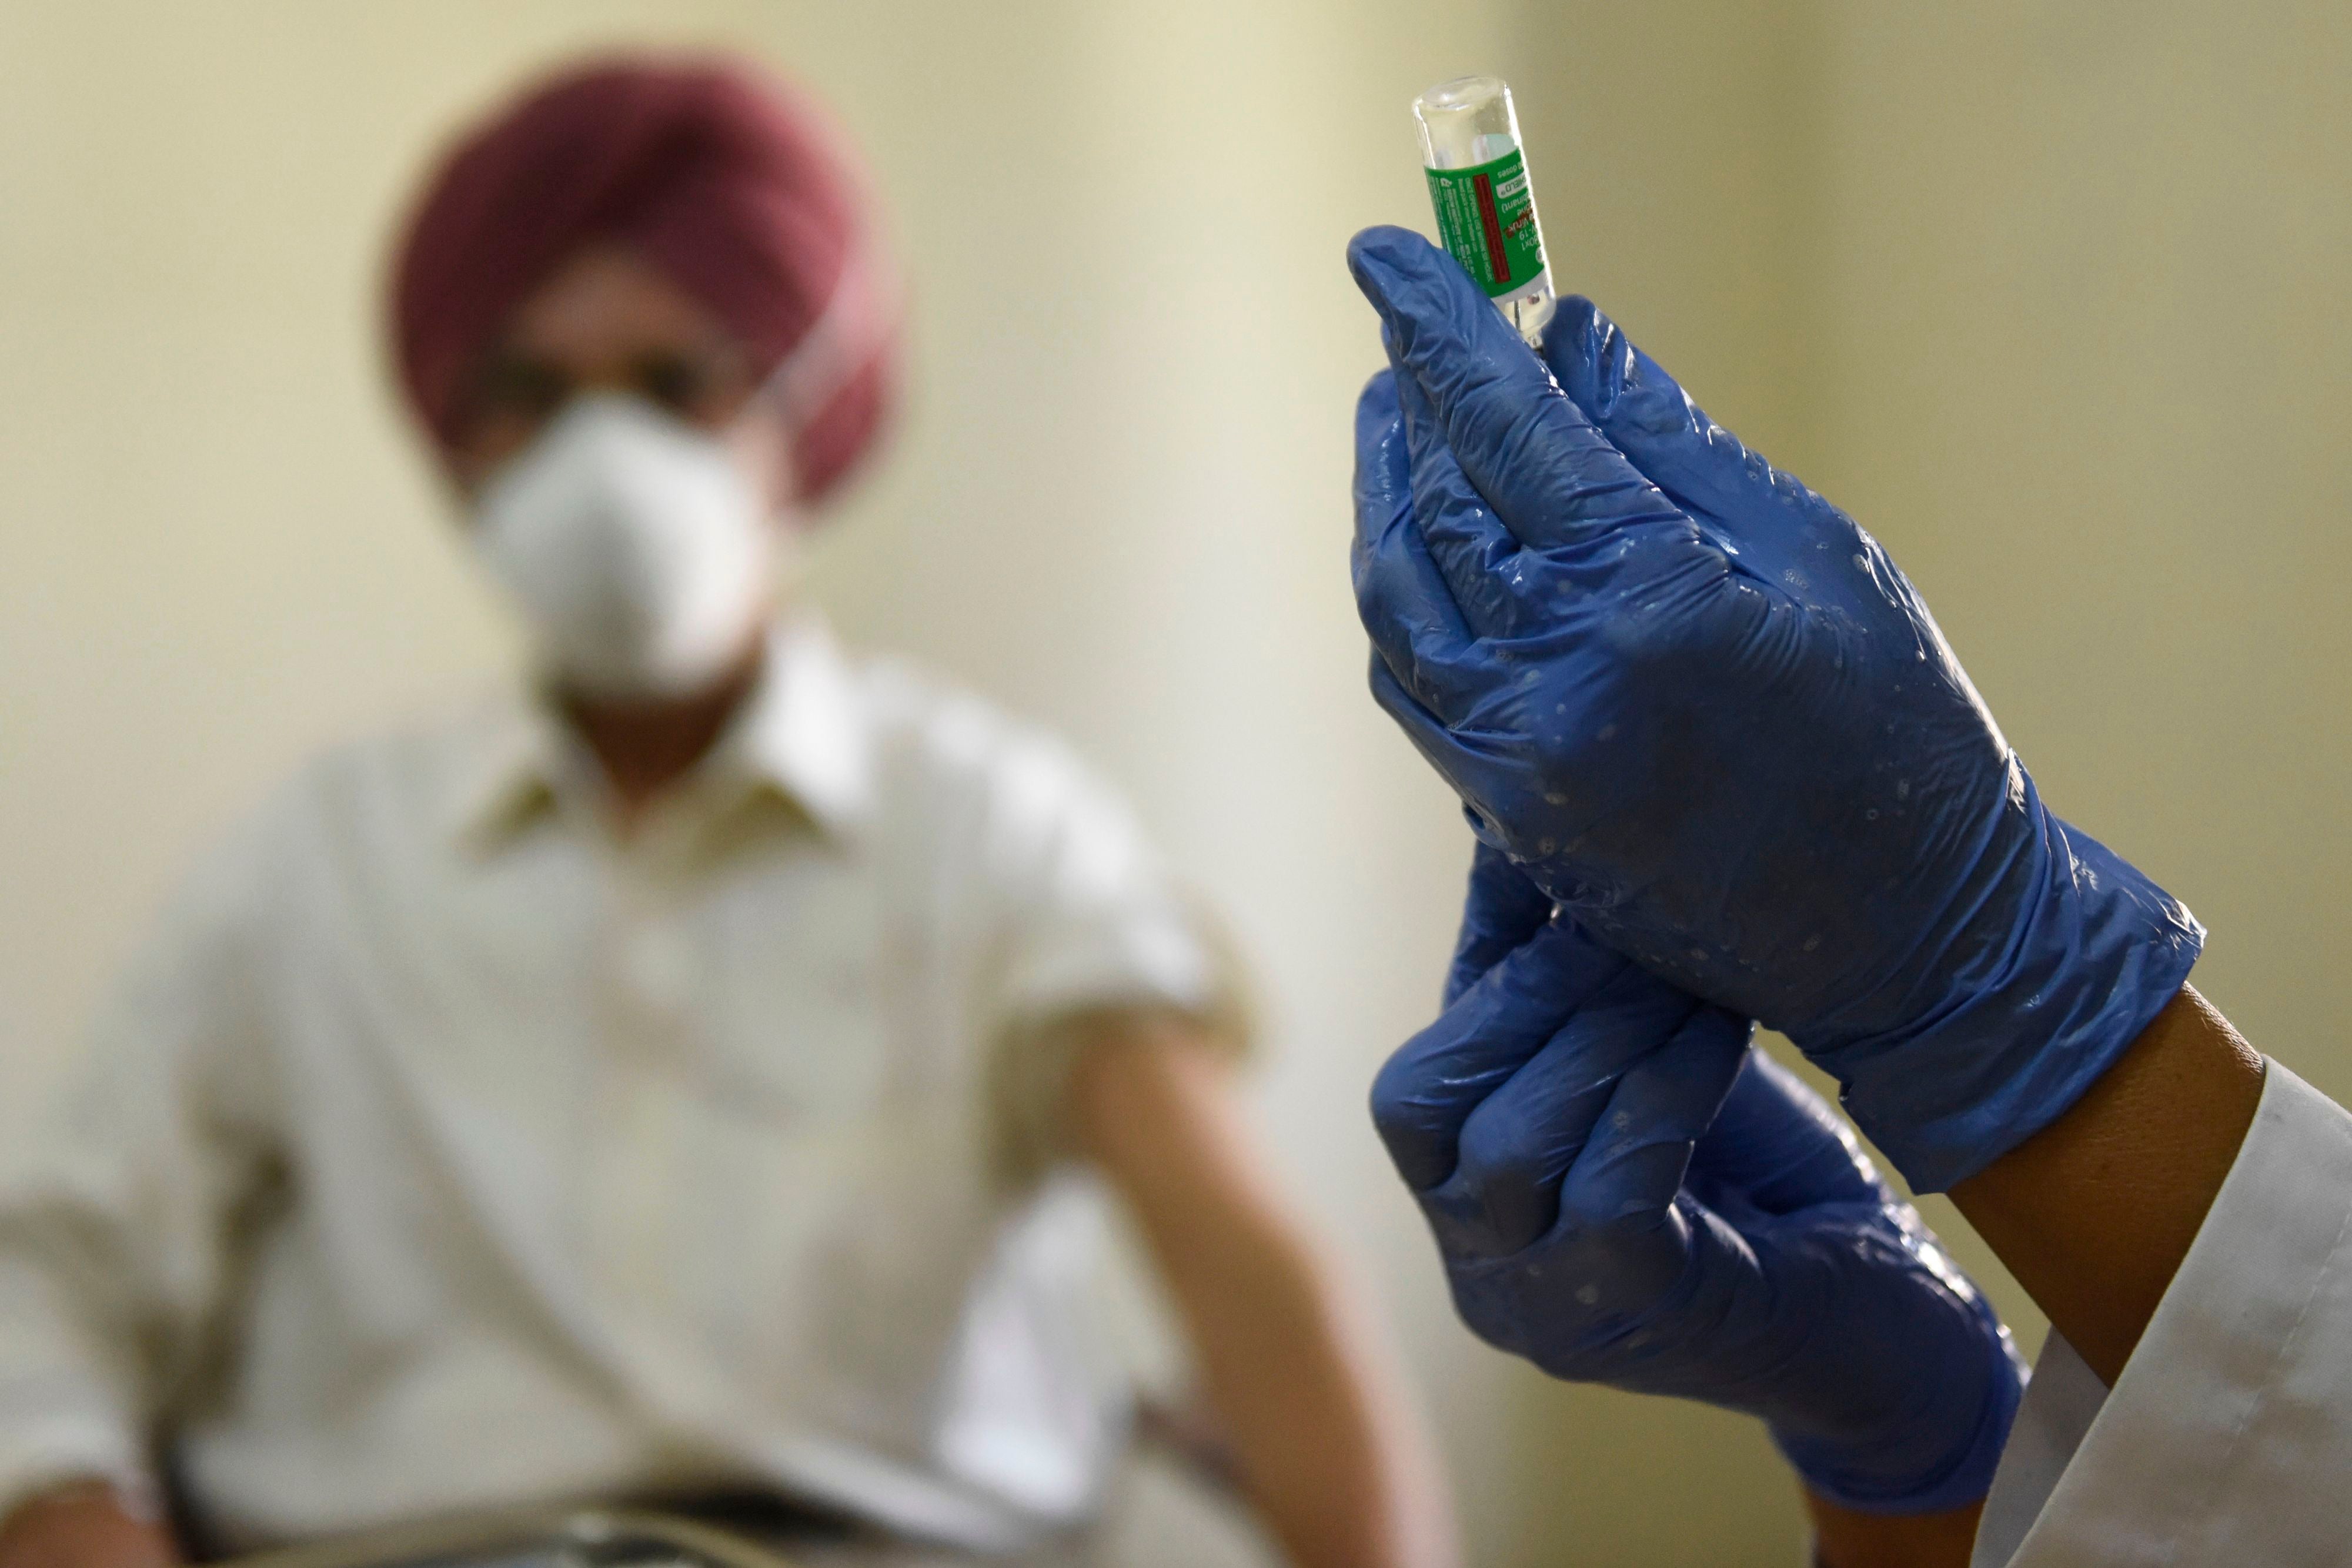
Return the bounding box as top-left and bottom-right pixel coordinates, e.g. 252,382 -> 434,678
1412,76 -> 1555,345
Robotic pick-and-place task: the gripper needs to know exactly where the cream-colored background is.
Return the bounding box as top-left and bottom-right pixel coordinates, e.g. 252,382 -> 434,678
3,4 -> 2347,1564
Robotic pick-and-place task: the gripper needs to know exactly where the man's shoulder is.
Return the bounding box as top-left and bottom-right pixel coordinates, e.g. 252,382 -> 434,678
130,696 -> 509,952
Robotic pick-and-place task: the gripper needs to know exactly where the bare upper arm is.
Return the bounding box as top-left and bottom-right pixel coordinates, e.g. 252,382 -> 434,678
1064,1009 -> 1281,1256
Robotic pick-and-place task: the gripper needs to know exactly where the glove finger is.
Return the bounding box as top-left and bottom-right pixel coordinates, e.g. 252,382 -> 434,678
1539,295 -> 1808,537
1352,370 -> 1488,725
1687,1049 -> 1890,1217
1384,336 -> 1541,639
1556,1003 -> 1752,1236
1447,965 -> 1710,1254
1443,842 -> 1555,1008
1371,915 -> 1631,1193
1348,225 -> 1688,553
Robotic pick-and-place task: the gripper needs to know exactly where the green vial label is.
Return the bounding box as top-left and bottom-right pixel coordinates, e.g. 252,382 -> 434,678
1424,148 -> 1545,298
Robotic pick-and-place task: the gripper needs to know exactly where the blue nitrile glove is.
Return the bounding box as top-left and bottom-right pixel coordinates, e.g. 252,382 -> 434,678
1347,224 -> 2203,1192
1374,843 -> 2025,1513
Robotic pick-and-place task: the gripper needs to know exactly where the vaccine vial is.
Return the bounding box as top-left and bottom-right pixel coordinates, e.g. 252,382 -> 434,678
1413,76 -> 1554,345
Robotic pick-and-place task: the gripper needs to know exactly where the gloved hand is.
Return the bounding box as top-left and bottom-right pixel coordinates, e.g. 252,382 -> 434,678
1347,224 -> 2203,1191
1374,843 -> 2024,1512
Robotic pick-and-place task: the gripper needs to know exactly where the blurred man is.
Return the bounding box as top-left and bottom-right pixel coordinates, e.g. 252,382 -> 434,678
0,59 -> 1454,1568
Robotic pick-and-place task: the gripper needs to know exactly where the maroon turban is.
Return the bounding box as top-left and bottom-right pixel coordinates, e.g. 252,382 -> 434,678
389,54 -> 897,507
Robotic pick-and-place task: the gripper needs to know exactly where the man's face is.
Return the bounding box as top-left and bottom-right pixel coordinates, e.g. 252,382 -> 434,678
445,244 -> 790,512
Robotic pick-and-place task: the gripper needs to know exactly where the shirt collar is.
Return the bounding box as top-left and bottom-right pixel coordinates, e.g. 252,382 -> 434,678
450,616 -> 874,853
449,701 -> 569,853
706,615 -> 875,842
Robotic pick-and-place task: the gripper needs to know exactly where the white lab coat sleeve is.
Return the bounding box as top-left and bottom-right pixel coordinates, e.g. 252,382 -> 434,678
0,821 -> 283,1523
1972,1059 -> 2352,1567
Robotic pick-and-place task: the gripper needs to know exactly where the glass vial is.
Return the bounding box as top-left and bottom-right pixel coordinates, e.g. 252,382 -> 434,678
1413,76 -> 1554,345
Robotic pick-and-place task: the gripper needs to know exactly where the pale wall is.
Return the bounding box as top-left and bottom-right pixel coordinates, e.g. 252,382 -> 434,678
5,4 -> 2344,1566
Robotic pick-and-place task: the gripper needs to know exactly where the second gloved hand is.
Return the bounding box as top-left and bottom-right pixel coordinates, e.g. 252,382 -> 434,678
1375,845 -> 2024,1513
1347,225 -> 2203,1191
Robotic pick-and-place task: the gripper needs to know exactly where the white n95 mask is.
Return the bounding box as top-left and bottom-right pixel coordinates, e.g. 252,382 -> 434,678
473,392 -> 780,699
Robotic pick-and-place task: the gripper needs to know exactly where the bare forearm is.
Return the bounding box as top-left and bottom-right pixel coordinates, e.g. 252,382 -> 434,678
1950,984 -> 2263,1385
1175,1222 -> 1452,1568
1069,1017 -> 1456,1568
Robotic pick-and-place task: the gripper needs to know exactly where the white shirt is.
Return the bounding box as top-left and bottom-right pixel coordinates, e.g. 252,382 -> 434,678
1974,1060 -> 2352,1566
0,620 -> 1237,1554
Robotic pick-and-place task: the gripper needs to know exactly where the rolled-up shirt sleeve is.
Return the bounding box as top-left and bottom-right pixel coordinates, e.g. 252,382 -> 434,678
0,824 -> 280,1523
1973,1060 -> 2352,1566
948,721 -> 1254,1185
